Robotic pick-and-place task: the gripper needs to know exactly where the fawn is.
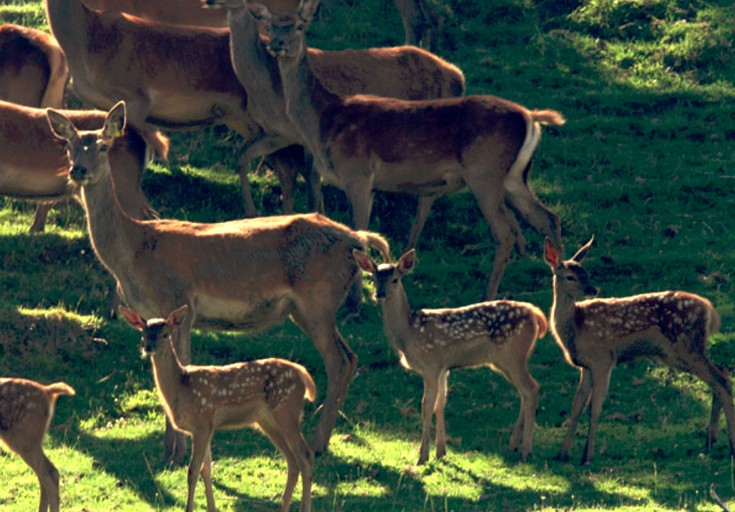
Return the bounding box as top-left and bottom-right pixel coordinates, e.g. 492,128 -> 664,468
354,249 -> 546,464
120,304 -> 315,512
0,377 -> 75,512
544,237 -> 735,464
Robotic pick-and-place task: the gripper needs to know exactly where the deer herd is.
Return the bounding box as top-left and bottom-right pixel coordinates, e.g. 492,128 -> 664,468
0,0 -> 731,510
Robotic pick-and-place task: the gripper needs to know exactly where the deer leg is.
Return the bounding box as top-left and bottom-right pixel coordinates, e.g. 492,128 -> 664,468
344,179 -> 375,315
270,403 -> 314,512
163,324 -> 193,466
419,373 -> 440,465
201,444 -> 216,512
581,366 -> 613,465
30,202 -> 53,233
259,415 -> 302,512
264,146 -> 303,214
500,359 -> 539,461
186,430 -> 213,512
404,195 -> 437,252
484,203 -> 521,299
237,153 -> 260,217
303,150 -> 324,214
708,393 -> 723,452
19,447 -> 59,512
504,182 -> 563,254
434,370 -> 449,460
557,368 -> 593,462
690,358 -> 735,456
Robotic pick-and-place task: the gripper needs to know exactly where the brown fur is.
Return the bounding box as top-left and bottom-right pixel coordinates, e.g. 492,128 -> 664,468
84,0 -> 228,28
0,378 -> 75,512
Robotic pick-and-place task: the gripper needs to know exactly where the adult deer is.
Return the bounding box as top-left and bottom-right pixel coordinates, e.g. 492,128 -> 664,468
84,0 -> 228,27
206,0 -> 464,241
121,305 -> 314,512
257,0 -> 564,301
0,377 -> 75,512
0,99 -> 155,231
46,101 -> 391,461
544,238 -> 735,464
354,249 -> 544,464
0,23 -> 70,232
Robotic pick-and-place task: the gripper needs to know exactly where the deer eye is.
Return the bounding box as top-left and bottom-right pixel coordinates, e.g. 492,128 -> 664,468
99,142 -> 110,152
565,275 -> 576,282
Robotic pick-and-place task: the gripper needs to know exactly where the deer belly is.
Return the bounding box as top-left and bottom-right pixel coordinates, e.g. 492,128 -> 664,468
194,295 -> 293,332
375,163 -> 464,195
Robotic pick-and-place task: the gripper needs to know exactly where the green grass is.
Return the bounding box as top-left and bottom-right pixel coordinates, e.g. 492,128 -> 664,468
1,0 -> 735,510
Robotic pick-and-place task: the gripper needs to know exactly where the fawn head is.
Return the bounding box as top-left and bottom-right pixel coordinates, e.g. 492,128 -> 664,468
544,237 -> 598,300
119,305 -> 189,357
354,249 -> 416,301
46,101 -> 126,186
252,0 -> 320,59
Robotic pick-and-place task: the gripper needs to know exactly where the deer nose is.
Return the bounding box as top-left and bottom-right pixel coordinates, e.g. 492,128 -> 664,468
69,165 -> 88,181
267,40 -> 286,57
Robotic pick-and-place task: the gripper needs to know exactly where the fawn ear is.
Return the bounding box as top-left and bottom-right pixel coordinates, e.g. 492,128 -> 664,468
248,1 -> 272,22
397,249 -> 417,275
46,108 -> 76,141
168,305 -> 189,328
571,236 -> 595,263
352,249 -> 375,273
103,101 -> 127,140
119,306 -> 146,331
299,0 -> 320,21
543,238 -> 561,268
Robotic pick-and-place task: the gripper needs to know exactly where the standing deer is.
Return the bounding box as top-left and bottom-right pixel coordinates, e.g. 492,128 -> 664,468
121,305 -> 314,512
353,249 -> 545,464
206,0 -> 464,244
544,237 -> 735,464
46,101 -> 390,461
0,377 -> 75,512
257,0 -> 565,301
0,24 -> 70,232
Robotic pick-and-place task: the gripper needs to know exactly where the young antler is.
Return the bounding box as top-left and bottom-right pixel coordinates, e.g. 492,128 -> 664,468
0,377 -> 75,512
544,237 -> 735,464
354,249 -> 545,464
121,304 -> 315,512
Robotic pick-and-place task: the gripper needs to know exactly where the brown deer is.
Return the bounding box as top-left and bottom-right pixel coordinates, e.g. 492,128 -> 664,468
353,249 -> 545,464
0,99 -> 155,231
543,237 -> 735,464
120,304 -> 314,512
0,23 -> 70,232
84,0 -> 228,27
0,377 -> 75,512
46,101 -> 390,461
257,0 -> 565,301
206,0 -> 464,241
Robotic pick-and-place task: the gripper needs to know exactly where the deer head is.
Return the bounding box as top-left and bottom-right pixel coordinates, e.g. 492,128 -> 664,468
544,237 -> 598,300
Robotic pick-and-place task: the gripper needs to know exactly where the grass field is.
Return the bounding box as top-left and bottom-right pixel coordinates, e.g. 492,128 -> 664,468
1,0 -> 735,510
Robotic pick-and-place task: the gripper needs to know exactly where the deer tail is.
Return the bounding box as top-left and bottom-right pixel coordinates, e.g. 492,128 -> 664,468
46,382 -> 76,398
291,363 -> 317,402
358,231 -> 391,262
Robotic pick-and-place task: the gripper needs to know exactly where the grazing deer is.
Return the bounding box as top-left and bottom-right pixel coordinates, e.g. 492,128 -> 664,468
0,99 -> 155,232
353,249 -> 545,464
544,237 -> 735,465
0,377 -> 75,512
46,101 -> 390,461
206,0 -> 465,241
0,23 -> 70,232
121,305 -> 314,512
257,0 -> 565,301
84,0 -> 228,27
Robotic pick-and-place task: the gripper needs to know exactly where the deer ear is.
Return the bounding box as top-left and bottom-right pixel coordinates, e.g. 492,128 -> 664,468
119,306 -> 146,331
168,305 -> 189,327
543,238 -> 561,268
248,1 -> 272,21
103,101 -> 127,139
299,0 -> 320,21
46,108 -> 76,141
571,236 -> 595,263
397,249 -> 416,275
352,249 -> 375,273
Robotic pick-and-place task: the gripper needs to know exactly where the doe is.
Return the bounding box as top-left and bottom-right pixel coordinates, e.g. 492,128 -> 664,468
0,377 -> 75,512
544,237 -> 735,464
354,249 -> 545,464
121,304 -> 315,512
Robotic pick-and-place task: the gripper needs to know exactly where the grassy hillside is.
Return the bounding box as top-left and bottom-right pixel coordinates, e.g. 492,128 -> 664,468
1,0 -> 734,510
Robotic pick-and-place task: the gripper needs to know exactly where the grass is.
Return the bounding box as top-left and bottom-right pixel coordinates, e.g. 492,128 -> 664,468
1,0 -> 735,510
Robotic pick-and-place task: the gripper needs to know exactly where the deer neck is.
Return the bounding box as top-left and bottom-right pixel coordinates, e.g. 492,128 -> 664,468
78,163 -> 141,277
549,277 -> 581,357
380,285 -> 413,355
277,43 -> 340,164
45,0 -> 89,64
149,337 -> 189,417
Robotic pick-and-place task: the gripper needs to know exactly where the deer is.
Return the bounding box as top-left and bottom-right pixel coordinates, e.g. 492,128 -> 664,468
0,99 -> 155,232
393,0 -> 441,51
45,101 -> 391,462
256,0 -> 565,302
83,0 -> 228,27
205,0 -> 465,241
0,377 -> 75,512
353,248 -> 545,464
0,23 -> 70,232
543,237 -> 735,465
120,304 -> 314,512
